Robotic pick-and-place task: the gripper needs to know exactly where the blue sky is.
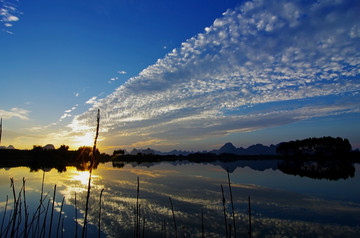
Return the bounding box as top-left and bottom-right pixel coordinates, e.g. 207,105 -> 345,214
1,0 -> 360,153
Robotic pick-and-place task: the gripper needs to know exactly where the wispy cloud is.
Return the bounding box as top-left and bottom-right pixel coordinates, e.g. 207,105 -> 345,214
1,0 -> 20,33
59,105 -> 78,122
68,0 -> 360,147
0,108 -> 30,120
118,70 -> 127,75
85,96 -> 97,105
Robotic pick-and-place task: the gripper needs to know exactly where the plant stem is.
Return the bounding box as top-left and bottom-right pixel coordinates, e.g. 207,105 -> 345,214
98,188 -> 104,238
56,197 -> 65,238
221,184 -> 228,238
48,185 -> 57,238
75,192 -> 78,238
201,208 -> 205,238
227,169 -> 237,238
169,197 -> 177,238
248,196 -> 252,238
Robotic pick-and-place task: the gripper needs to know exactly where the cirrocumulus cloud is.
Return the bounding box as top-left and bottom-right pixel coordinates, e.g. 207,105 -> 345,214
68,0 -> 360,148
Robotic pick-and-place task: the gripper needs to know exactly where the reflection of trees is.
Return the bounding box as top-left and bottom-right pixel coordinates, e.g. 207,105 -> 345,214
278,160 -> 355,180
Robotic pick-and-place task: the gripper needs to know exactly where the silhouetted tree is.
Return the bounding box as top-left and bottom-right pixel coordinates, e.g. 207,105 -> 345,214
57,144 -> 69,152
277,136 -> 352,157
113,149 -> 125,156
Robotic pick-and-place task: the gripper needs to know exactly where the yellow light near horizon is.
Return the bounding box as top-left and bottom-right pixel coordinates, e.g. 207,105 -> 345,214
74,132 -> 94,147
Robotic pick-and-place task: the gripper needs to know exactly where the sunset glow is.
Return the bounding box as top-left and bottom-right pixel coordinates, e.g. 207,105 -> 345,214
1,0 -> 359,153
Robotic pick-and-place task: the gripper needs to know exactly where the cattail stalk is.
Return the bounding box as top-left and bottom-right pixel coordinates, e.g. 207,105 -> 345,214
142,212 -> 145,238
35,172 -> 45,237
75,192 -> 78,238
82,109 -> 100,238
48,185 -> 57,238
227,169 -> 237,238
136,177 -> 140,238
169,197 -> 177,238
248,196 -> 252,238
98,188 -> 104,238
56,197 -> 65,238
0,195 -> 8,235
221,184 -> 228,238
201,208 -> 205,238
41,199 -> 51,238
23,178 -> 29,238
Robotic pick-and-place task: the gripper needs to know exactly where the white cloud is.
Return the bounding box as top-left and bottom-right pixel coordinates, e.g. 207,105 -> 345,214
1,1 -> 20,31
74,92 -> 79,97
85,96 -> 97,105
0,108 -> 30,120
118,70 -> 127,75
68,0 -> 360,146
6,15 -> 18,22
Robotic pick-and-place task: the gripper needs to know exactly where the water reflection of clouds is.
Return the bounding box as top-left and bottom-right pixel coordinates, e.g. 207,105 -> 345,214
1,163 -> 360,237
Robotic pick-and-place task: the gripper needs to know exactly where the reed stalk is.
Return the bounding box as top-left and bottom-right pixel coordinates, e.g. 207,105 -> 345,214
34,172 -> 45,237
48,184 -> 57,238
82,171 -> 92,238
142,212 -> 145,238
0,195 -> 8,236
41,199 -> 51,238
61,218 -> 64,238
168,197 -> 177,238
75,192 -> 78,238
138,205 -> 141,238
136,176 -> 140,238
133,205 -> 136,238
221,184 -> 228,238
82,109 -> 100,238
98,188 -> 104,238
227,169 -> 237,238
23,178 -> 29,238
10,178 -> 18,238
3,210 -> 13,238
16,190 -> 22,238
201,208 -> 205,238
56,197 -> 65,238
248,196 -> 252,238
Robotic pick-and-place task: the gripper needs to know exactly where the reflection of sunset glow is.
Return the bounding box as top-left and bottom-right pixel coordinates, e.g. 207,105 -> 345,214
124,168 -> 179,178
71,171 -> 98,185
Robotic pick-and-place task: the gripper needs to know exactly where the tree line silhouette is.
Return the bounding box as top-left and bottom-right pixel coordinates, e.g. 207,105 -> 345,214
276,136 -> 352,157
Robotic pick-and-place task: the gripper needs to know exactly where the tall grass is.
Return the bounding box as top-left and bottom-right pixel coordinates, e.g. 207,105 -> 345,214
168,197 -> 178,238
82,109 -> 100,238
227,169 -> 237,238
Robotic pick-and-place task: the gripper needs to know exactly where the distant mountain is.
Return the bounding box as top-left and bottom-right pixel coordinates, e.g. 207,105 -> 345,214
127,142 -> 278,156
0,145 -> 15,150
211,142 -> 278,155
130,148 -> 157,155
43,144 -> 55,150
159,150 -> 192,156
218,142 -> 238,154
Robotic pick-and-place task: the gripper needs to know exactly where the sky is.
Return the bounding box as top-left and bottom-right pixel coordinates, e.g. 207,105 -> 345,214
1,0 -> 360,153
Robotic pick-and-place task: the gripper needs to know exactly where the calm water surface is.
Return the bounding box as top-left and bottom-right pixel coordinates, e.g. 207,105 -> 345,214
1,160 -> 360,237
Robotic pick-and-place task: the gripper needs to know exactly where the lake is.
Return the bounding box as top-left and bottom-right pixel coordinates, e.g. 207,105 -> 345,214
1,159 -> 360,237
